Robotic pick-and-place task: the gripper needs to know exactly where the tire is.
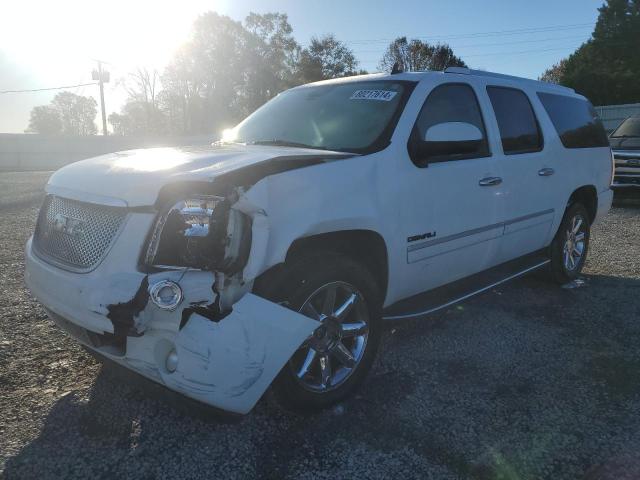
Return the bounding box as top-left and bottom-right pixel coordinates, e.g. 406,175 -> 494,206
256,251 -> 382,411
548,203 -> 591,284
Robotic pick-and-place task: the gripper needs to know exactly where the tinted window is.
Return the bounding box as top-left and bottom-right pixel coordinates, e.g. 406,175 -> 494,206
537,92 -> 609,148
229,80 -> 414,154
487,87 -> 543,154
412,83 -> 489,163
611,116 -> 640,138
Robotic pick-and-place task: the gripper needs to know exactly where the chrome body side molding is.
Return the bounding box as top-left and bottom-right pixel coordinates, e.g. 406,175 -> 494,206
407,209 -> 555,254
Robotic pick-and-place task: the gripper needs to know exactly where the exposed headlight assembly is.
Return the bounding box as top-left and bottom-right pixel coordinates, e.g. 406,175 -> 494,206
146,195 -> 252,274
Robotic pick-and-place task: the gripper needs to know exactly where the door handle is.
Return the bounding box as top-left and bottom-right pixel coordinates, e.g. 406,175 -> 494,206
538,167 -> 555,177
478,176 -> 502,186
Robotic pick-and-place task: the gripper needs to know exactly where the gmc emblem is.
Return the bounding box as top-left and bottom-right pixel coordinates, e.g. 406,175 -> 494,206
52,213 -> 85,238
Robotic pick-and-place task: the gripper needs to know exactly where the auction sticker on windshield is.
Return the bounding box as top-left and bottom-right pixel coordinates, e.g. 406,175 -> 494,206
350,90 -> 398,101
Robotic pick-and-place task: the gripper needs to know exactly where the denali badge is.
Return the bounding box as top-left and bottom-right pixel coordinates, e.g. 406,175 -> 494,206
407,231 -> 437,243
52,213 -> 85,238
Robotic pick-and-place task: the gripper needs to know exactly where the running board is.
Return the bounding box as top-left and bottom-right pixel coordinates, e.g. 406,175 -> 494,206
383,251 -> 550,321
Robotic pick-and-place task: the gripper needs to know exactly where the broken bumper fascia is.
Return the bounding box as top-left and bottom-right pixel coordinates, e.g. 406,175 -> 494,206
24,237 -> 318,414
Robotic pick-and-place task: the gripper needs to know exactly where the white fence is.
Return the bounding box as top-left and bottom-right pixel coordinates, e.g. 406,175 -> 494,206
595,103 -> 640,132
0,134 -> 214,171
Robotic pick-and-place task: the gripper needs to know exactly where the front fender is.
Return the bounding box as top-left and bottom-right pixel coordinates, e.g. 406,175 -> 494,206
236,157 -> 386,283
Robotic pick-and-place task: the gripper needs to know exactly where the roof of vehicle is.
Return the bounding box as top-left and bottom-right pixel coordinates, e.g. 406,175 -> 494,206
302,67 -> 577,96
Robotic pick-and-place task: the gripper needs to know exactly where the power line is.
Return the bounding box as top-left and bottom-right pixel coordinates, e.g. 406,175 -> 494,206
357,36 -> 634,63
0,82 -> 98,94
356,44 -> 584,64
353,23 -> 594,44
350,34 -> 590,53
301,22 -> 595,47
462,45 -> 579,58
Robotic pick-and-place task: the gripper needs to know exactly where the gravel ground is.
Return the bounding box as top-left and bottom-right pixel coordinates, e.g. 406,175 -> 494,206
1,172 -> 639,480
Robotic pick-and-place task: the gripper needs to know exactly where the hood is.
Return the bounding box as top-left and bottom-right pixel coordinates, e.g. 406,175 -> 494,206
46,144 -> 350,207
610,136 -> 640,151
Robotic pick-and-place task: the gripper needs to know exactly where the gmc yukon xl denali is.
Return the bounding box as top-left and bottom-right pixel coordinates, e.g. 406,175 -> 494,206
25,68 -> 613,414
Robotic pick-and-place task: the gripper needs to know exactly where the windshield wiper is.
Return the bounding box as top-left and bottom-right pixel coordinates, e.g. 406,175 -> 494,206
247,139 -> 328,150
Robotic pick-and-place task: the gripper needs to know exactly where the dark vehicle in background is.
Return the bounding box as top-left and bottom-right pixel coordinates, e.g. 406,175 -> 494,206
610,116 -> 640,189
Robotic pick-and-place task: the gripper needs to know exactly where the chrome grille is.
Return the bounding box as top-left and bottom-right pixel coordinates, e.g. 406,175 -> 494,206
34,195 -> 127,271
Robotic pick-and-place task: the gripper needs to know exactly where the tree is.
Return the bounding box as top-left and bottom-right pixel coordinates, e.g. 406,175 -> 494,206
26,92 -> 97,135
427,44 -> 467,71
160,47 -> 202,135
379,37 -> 466,73
26,105 -> 62,134
551,0 -> 640,105
160,12 -> 255,134
155,12 -> 364,135
109,67 -> 167,135
296,35 -> 359,83
159,12 -> 359,135
107,112 -> 128,136
243,12 -> 299,110
108,99 -> 166,136
539,59 -> 567,84
51,92 -> 98,135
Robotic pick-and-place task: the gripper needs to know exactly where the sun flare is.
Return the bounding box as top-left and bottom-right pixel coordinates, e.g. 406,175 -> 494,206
0,0 -> 219,71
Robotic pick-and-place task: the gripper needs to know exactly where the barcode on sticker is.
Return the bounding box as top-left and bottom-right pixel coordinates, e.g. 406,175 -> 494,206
350,90 -> 398,101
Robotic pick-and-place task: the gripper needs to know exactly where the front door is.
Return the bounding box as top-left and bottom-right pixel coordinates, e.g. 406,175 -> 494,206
398,82 -> 504,299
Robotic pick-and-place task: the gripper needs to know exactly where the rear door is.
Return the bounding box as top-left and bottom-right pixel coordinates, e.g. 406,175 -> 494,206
483,85 -> 561,263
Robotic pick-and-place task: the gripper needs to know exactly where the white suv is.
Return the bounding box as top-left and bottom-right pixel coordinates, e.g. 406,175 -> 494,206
25,68 -> 613,414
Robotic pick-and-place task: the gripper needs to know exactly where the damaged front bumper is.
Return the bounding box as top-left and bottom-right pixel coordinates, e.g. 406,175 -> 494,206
24,237 -> 317,414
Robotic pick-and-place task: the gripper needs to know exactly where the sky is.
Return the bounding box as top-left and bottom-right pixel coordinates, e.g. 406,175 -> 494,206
0,0 -> 604,133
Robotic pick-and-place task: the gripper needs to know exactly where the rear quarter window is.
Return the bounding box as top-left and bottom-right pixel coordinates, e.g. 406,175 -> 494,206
537,92 -> 609,149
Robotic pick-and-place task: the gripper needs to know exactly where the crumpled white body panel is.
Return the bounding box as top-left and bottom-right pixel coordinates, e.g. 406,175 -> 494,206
25,240 -> 318,414
164,295 -> 317,413
121,294 -> 318,414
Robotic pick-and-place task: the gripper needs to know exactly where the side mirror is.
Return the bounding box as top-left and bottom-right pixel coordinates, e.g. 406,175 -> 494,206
413,122 -> 485,164
424,122 -> 483,143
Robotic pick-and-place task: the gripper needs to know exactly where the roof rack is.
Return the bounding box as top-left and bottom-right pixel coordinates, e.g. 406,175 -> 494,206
443,67 -> 575,94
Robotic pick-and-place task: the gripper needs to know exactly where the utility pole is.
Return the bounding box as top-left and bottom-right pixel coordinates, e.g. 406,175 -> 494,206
92,61 -> 110,135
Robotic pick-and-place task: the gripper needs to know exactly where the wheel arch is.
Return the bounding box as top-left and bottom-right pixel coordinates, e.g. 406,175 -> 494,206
253,229 -> 389,301
567,185 -> 598,224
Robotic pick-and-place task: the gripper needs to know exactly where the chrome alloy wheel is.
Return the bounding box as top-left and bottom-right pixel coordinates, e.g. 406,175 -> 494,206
563,214 -> 587,271
290,281 -> 370,392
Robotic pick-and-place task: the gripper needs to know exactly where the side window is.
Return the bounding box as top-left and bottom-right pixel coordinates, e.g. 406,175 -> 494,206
487,86 -> 543,155
537,92 -> 609,149
410,83 -> 490,165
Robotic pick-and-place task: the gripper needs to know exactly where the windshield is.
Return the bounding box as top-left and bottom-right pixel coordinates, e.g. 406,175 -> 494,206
611,117 -> 640,138
224,80 -> 414,153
